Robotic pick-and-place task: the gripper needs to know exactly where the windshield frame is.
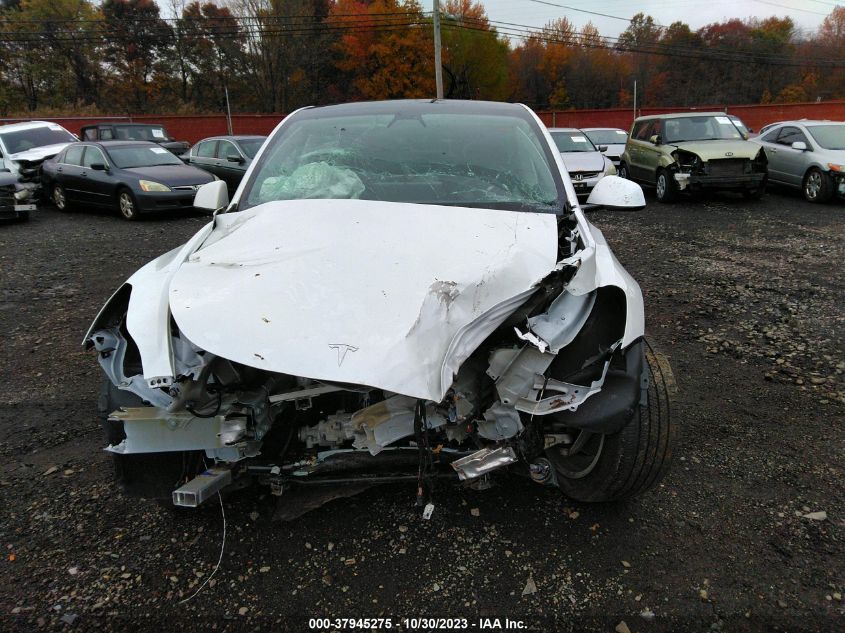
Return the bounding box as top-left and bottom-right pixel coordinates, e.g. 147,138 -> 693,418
234,102 -> 567,215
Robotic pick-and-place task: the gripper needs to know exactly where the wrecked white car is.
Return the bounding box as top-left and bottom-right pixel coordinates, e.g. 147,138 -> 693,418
86,100 -> 674,511
0,120 -> 77,207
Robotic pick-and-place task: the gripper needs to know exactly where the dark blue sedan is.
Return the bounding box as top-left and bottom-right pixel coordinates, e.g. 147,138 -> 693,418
41,141 -> 215,220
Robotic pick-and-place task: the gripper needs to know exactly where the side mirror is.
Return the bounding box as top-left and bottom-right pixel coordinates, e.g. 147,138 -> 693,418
597,145 -> 608,152
194,180 -> 229,213
584,175 -> 646,211
791,141 -> 807,151
227,153 -> 245,164
649,134 -> 661,145
748,128 -> 755,134
89,163 -> 107,171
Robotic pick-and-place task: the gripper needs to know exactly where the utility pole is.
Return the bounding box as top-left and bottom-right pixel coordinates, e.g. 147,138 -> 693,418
224,85 -> 233,135
633,80 -> 637,120
433,0 -> 444,99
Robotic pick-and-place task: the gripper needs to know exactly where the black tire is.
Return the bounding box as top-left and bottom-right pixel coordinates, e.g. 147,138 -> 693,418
97,379 -> 203,503
116,188 -> 140,220
655,169 -> 677,203
742,177 -> 767,200
617,162 -> 629,180
546,342 -> 676,502
802,168 -> 832,203
52,184 -> 71,212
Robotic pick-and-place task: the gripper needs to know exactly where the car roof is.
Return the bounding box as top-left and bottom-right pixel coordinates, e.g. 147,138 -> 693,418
581,127 -> 626,132
547,127 -> 582,133
634,112 -> 728,121
82,122 -> 167,128
300,99 -> 529,118
0,120 -> 67,132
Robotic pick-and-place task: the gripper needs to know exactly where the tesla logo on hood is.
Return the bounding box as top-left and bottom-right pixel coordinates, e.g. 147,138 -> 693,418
725,152 -> 734,156
329,343 -> 359,366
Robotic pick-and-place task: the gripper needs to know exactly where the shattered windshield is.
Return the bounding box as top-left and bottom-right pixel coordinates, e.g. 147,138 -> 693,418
241,111 -> 561,212
663,116 -> 744,143
806,124 -> 845,150
551,131 -> 598,153
0,125 -> 75,154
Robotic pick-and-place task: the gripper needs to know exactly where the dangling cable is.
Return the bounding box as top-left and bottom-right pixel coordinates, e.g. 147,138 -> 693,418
178,491 -> 227,604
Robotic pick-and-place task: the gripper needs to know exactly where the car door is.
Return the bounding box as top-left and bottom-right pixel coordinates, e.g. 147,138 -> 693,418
773,126 -> 813,187
629,120 -> 659,183
626,121 -> 648,181
55,145 -> 86,200
756,126 -> 787,184
80,146 -> 115,207
189,140 -> 219,177
215,140 -> 245,192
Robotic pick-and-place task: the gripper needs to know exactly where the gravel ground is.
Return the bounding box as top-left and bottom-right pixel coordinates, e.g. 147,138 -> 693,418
0,189 -> 843,633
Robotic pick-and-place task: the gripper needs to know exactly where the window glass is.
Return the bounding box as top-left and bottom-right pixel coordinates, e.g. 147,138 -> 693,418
761,128 -> 781,143
550,131 -> 598,153
63,145 -> 84,165
662,116 -> 743,143
242,112 -> 561,212
805,124 -> 845,150
238,138 -> 265,158
0,124 -> 76,154
106,145 -> 182,168
100,128 -> 114,140
584,129 -> 628,145
82,147 -> 106,168
83,128 -> 97,141
217,140 -> 238,159
197,141 -> 217,158
777,127 -> 807,146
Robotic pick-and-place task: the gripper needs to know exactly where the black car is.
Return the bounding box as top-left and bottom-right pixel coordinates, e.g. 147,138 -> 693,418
41,141 -> 215,220
80,123 -> 190,156
184,135 -> 266,194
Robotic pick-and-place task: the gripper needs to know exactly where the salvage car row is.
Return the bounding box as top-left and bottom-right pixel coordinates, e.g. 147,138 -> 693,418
0,119 -> 267,221
3,113 -> 845,223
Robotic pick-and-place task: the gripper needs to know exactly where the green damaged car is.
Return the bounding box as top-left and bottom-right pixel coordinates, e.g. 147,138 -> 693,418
619,112 -> 768,202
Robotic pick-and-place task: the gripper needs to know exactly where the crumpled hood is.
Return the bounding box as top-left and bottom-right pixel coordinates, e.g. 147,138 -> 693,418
168,199 -> 558,401
669,139 -> 761,160
560,151 -> 606,173
9,143 -> 70,163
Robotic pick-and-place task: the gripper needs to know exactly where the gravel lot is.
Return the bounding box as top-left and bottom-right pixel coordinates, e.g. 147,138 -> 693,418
0,188 -> 843,633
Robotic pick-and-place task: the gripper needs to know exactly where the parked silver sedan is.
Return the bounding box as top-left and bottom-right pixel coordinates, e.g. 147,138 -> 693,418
751,120 -> 845,202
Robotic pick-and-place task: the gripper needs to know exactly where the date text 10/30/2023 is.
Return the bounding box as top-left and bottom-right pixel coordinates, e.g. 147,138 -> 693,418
308,617 -> 528,630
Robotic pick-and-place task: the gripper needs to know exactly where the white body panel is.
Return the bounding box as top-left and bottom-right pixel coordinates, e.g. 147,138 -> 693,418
169,200 -> 558,401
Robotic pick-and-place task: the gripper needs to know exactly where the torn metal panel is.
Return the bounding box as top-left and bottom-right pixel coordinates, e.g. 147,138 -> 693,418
515,291 -> 596,354
514,345 -> 617,415
477,402 -> 524,440
105,406 -> 260,460
451,446 -> 517,480
350,395 -> 446,455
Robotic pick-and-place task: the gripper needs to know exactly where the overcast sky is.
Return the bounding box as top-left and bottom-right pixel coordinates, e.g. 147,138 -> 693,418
478,0 -> 837,39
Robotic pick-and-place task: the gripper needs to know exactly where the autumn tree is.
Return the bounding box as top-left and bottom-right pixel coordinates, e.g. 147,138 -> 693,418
101,0 -> 174,111
329,0 -> 434,101
439,0 -> 509,100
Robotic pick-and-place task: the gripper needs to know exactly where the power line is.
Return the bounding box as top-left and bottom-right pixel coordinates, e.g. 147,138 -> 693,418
751,0 -> 829,15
